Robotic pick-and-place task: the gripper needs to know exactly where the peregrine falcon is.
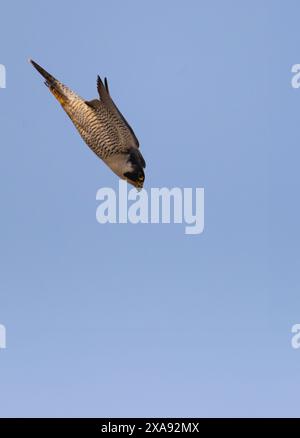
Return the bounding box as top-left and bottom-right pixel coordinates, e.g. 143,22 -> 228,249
29,60 -> 146,188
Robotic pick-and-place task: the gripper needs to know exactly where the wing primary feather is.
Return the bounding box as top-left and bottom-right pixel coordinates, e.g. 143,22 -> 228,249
97,75 -> 104,99
104,77 -> 109,94
96,74 -> 140,148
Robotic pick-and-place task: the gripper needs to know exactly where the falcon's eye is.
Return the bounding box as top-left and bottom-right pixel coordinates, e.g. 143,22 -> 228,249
128,154 -> 138,166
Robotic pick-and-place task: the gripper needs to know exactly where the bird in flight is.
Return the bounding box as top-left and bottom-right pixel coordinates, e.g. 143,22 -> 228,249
29,60 -> 146,188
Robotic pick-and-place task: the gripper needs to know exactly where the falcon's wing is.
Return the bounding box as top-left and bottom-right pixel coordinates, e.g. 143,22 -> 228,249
96,76 -> 140,149
85,98 -> 136,154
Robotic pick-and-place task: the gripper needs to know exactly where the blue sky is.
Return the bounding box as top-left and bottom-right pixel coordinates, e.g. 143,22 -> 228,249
0,0 -> 300,417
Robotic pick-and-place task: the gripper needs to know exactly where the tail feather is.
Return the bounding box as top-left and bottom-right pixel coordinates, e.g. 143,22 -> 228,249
29,59 -> 70,105
29,59 -> 56,86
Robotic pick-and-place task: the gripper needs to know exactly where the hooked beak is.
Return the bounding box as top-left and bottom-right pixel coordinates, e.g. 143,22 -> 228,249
125,176 -> 144,190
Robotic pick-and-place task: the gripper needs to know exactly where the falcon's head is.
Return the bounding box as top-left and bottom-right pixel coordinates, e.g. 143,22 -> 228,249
123,148 -> 145,189
105,147 -> 146,189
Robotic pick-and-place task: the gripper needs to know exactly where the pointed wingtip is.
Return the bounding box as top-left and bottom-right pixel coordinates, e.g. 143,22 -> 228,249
97,75 -> 111,98
97,75 -> 105,97
104,77 -> 109,93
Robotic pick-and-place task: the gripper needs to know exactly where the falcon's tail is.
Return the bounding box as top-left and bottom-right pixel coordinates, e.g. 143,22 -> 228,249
29,59 -> 71,106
